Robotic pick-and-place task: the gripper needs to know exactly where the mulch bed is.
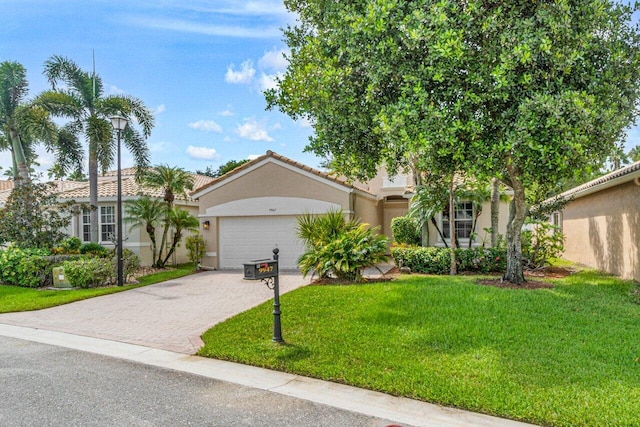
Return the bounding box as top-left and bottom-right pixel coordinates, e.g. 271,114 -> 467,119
310,266 -> 575,289
476,267 -> 574,289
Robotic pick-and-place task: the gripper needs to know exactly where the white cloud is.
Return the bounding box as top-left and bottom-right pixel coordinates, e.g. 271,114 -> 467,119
270,122 -> 282,130
186,145 -> 221,160
247,154 -> 261,160
259,72 -> 281,92
236,118 -> 273,142
125,16 -> 281,39
219,109 -> 234,117
225,60 -> 256,84
298,117 -> 314,128
109,85 -> 124,95
154,104 -> 166,114
188,120 -> 223,132
258,48 -> 288,71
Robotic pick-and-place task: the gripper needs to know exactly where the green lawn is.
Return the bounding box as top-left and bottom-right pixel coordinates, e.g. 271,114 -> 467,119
0,264 -> 195,313
199,270 -> 640,427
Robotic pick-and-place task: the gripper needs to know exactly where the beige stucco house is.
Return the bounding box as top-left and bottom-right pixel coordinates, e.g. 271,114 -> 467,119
192,151 -> 509,270
56,169 -> 214,267
551,161 -> 640,282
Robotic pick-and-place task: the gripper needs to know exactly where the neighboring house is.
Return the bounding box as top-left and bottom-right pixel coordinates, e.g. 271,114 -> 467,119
56,168 -> 215,267
191,150 -> 509,270
549,161 -> 640,282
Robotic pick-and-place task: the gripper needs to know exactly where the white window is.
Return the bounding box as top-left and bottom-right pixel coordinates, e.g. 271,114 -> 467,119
551,211 -> 562,232
81,209 -> 91,242
100,206 -> 116,243
441,202 -> 474,241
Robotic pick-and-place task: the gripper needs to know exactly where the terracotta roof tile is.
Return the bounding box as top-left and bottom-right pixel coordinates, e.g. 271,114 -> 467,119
554,161 -> 640,200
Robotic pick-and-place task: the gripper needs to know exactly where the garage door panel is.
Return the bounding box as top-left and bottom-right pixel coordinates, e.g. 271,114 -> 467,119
219,216 -> 305,269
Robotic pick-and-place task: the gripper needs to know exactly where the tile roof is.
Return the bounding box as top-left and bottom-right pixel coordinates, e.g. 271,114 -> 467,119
553,160 -> 640,201
193,150 -> 371,196
0,180 -> 14,191
57,170 -> 215,201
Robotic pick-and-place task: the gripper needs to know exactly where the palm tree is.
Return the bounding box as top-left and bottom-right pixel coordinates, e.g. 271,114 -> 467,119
629,145 -> 640,163
0,61 -> 34,183
142,165 -> 195,267
124,196 -> 165,265
36,55 -> 153,243
161,207 -> 199,267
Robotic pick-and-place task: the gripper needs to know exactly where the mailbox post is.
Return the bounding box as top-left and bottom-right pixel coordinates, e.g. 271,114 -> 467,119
243,248 -> 283,343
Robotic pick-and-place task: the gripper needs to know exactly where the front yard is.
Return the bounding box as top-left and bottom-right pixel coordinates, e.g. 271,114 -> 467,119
0,264 -> 195,313
198,270 -> 640,427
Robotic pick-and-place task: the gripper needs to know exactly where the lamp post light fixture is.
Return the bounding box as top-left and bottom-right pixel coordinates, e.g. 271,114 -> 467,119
110,115 -> 128,287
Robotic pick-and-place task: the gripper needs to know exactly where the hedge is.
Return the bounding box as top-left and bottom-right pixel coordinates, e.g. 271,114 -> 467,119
391,245 -> 507,274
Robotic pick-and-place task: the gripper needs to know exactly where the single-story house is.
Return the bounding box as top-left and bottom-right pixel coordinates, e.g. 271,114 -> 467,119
550,161 -> 640,282
192,150 -> 510,270
56,168 -> 215,266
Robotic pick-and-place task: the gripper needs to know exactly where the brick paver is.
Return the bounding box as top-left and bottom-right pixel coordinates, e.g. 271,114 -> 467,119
0,271 -> 308,354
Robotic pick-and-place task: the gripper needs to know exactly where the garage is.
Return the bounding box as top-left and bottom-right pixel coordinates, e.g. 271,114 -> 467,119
192,151 -> 380,271
219,216 -> 306,269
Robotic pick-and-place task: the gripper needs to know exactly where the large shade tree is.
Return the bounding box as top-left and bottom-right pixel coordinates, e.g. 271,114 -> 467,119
36,55 -> 154,243
267,0 -> 640,284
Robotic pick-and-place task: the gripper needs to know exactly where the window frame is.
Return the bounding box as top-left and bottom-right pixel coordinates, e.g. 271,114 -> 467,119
439,201 -> 475,245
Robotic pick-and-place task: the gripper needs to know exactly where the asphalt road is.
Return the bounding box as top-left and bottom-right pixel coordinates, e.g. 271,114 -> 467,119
0,336 -> 400,427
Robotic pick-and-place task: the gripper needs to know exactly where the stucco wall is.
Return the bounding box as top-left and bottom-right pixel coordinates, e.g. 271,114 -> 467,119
562,180 -> 640,281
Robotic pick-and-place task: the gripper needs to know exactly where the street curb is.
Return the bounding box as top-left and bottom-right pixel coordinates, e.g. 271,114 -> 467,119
0,323 -> 536,427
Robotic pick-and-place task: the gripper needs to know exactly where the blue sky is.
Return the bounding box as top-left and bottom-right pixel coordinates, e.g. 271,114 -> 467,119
0,0 -> 316,177
1,0 -> 639,179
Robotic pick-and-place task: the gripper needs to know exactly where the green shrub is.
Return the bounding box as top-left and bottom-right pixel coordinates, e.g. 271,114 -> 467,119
60,249 -> 140,288
522,221 -> 565,269
61,257 -> 112,288
0,246 -> 55,288
391,216 -> 421,246
120,249 -> 140,282
297,210 -> 389,281
78,242 -> 109,257
61,236 -> 82,253
391,246 -> 507,274
185,234 -> 206,270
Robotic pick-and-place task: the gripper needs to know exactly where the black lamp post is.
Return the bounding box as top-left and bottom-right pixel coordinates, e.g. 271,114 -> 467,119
110,115 -> 128,287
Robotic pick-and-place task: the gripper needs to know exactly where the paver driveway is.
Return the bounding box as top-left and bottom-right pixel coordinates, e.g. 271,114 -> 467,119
0,271 -> 308,354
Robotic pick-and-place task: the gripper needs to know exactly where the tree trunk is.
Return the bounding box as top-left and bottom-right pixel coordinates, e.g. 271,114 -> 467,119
449,179 -> 457,275
88,143 -> 99,243
430,217 -> 448,248
491,178 -> 500,247
504,167 -> 526,284
9,127 -> 29,184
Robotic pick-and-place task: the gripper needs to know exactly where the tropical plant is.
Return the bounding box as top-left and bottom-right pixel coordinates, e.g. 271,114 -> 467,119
185,234 -> 206,270
521,221 -> 565,269
160,207 -> 199,267
124,196 -> 165,265
390,216 -> 421,246
141,165 -> 195,267
37,55 -> 153,243
0,61 -> 70,183
296,210 -> 389,282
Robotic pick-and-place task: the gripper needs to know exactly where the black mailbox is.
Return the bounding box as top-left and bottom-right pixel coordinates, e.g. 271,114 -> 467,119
243,259 -> 278,280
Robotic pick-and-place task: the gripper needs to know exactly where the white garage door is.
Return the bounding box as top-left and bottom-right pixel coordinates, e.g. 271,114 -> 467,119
219,216 -> 306,269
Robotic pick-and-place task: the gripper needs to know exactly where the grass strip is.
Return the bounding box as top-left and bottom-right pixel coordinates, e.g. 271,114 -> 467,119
0,264 -> 195,313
